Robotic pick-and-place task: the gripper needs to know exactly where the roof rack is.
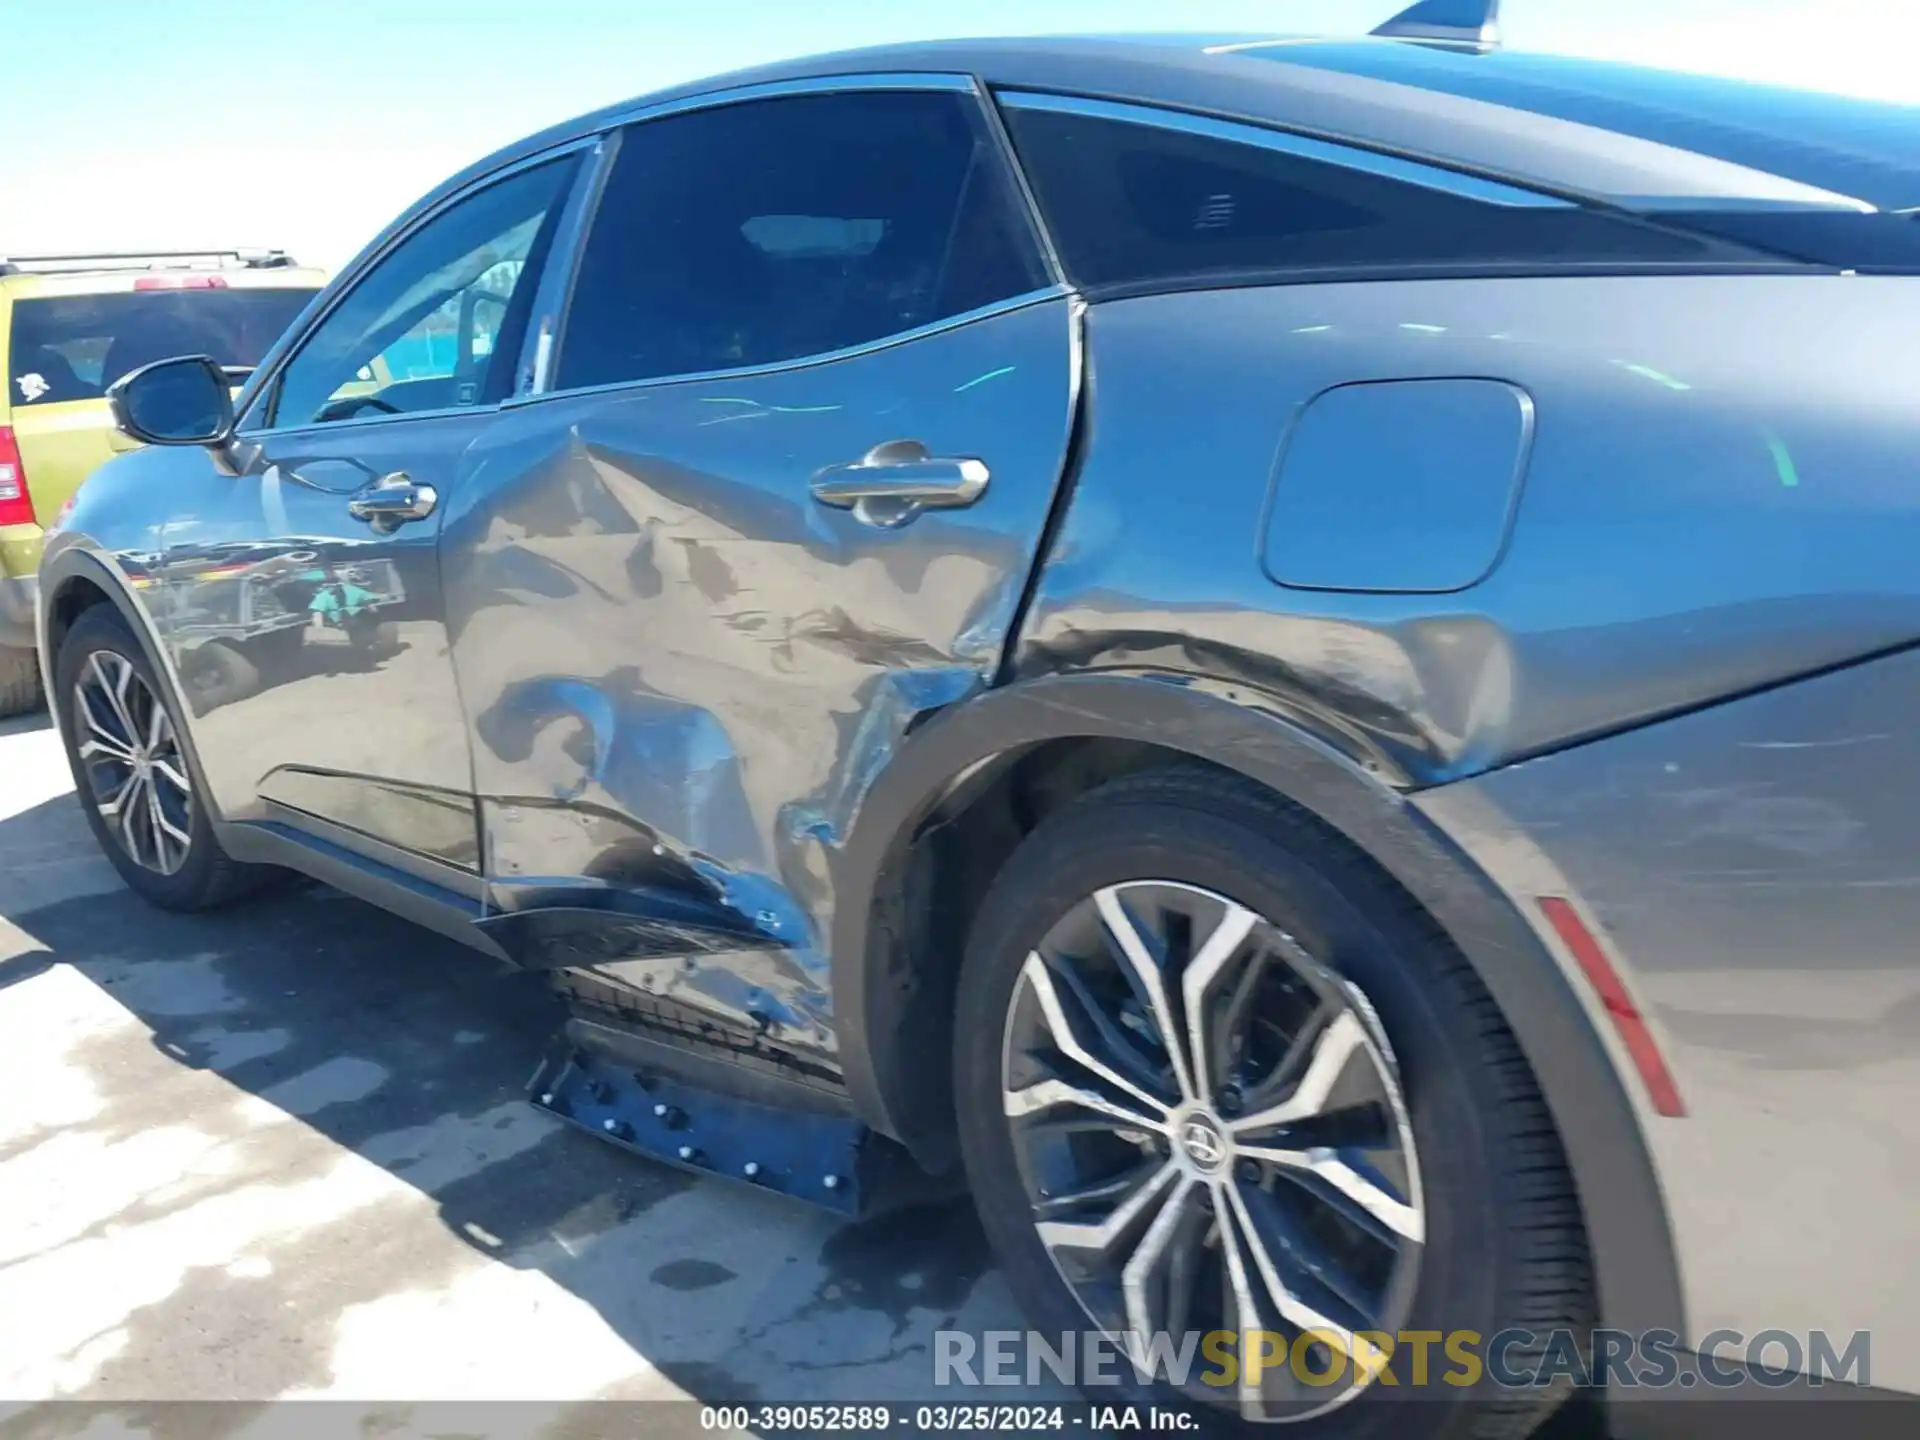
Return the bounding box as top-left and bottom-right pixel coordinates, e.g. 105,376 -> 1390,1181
1371,0 -> 1503,49
0,249 -> 296,277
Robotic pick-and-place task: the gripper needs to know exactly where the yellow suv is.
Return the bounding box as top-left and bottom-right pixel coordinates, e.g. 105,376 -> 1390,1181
0,250 -> 326,714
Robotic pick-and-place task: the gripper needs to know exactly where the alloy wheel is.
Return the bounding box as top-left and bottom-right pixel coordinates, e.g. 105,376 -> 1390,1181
71,650 -> 194,876
1001,880 -> 1424,1421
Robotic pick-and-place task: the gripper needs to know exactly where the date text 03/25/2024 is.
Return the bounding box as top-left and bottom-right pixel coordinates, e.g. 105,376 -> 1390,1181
698,1405 -> 1194,1432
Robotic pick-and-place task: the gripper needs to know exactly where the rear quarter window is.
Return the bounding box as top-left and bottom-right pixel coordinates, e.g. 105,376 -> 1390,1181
997,97 -> 1744,291
7,288 -> 313,407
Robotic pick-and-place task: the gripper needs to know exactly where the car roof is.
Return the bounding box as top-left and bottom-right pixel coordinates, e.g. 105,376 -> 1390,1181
286,27 -> 1919,359
447,32 -> 1917,215
1256,39 -> 1920,212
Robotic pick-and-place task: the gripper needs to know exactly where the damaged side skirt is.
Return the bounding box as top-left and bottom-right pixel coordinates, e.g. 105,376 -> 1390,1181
485,905 -> 954,1213
528,1008 -> 956,1217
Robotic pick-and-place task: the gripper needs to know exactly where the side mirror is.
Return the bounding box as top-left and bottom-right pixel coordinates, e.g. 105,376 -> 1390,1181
107,355 -> 236,448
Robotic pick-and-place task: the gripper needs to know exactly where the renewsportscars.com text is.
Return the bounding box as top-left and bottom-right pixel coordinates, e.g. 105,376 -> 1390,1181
934,1327 -> 1870,1392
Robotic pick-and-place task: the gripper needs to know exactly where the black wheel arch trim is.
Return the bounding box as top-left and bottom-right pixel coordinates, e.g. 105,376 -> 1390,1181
829,669 -> 1685,1339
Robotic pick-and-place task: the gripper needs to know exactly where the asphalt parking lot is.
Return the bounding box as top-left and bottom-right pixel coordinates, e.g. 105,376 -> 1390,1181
0,706 -> 1036,1434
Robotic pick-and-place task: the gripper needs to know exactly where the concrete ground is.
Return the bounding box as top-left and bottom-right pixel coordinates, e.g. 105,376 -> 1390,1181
0,706 -> 1608,1440
0,706 -> 1033,1437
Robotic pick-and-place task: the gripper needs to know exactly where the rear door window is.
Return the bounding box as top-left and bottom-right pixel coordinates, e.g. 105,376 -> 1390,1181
8,289 -> 314,407
553,87 -> 1050,391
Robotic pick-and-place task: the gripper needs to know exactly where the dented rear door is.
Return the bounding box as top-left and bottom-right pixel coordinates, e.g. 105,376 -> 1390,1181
438,80 -> 1074,1022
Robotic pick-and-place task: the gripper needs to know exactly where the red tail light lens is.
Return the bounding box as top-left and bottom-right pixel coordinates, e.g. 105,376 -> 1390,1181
133,274 -> 228,290
0,428 -> 34,527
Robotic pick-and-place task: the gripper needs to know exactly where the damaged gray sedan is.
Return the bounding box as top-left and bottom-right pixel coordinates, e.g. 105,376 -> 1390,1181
39,4 -> 1920,1434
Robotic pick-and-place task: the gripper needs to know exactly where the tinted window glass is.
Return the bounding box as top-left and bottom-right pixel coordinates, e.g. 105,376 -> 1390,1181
8,289 -> 313,407
556,90 -> 1047,390
269,157 -> 575,429
1001,102 -> 1732,290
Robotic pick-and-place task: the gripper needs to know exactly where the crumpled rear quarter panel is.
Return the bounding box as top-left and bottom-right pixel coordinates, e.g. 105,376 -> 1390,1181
1021,274 -> 1920,785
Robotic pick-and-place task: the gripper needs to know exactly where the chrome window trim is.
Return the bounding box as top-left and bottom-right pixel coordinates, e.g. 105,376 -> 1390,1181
978,81 -> 1068,287
239,137 -> 600,437
519,132 -> 616,399
232,404 -> 505,447
243,400 -> 499,440
1617,193 -> 1879,214
506,284 -> 1069,409
995,89 -> 1576,210
1200,39 -> 1339,54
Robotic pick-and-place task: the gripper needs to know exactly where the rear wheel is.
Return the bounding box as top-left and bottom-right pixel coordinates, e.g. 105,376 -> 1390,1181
0,645 -> 42,718
55,605 -> 273,910
954,769 -> 1592,1438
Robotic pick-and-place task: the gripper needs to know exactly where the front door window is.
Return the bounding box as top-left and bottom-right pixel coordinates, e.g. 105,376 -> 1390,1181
261,159 -> 575,430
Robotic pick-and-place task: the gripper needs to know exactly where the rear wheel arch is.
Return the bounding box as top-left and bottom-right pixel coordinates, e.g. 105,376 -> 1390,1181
830,671 -> 1685,1340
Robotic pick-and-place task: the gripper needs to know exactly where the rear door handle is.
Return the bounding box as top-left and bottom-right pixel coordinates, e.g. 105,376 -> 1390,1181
810,441 -> 989,528
347,471 -> 438,534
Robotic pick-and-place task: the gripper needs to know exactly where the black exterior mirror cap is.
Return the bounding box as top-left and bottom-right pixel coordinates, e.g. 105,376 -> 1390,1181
107,355 -> 238,449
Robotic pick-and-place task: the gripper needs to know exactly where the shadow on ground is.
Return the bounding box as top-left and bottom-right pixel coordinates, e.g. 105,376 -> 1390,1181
0,705 -> 51,739
0,781 -> 1609,1440
0,790 -> 1000,1427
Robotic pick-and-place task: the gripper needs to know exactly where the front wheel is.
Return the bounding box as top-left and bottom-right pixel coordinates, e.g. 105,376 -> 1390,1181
55,605 -> 274,910
954,769 -> 1593,1439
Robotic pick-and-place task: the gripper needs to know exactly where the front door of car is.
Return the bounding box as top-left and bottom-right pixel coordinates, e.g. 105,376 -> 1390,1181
145,154 -> 582,880
440,81 -> 1074,1027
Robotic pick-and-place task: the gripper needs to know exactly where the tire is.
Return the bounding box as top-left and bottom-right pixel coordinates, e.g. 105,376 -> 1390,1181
181,639 -> 262,711
0,645 -> 42,718
954,767 -> 1593,1440
54,605 -> 274,911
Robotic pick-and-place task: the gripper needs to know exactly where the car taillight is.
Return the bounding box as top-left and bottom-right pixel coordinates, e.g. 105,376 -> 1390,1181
134,273 -> 228,290
0,428 -> 34,526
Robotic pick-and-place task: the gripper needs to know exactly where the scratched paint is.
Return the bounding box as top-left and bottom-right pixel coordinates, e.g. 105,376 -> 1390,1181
1422,648 -> 1920,1392
1019,276 -> 1920,783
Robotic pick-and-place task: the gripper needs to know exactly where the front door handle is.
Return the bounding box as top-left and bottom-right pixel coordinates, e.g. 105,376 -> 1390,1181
810,440 -> 989,528
346,471 -> 438,534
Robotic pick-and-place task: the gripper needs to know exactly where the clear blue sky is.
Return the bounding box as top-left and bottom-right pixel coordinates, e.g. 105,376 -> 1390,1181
4,0 -> 1915,272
